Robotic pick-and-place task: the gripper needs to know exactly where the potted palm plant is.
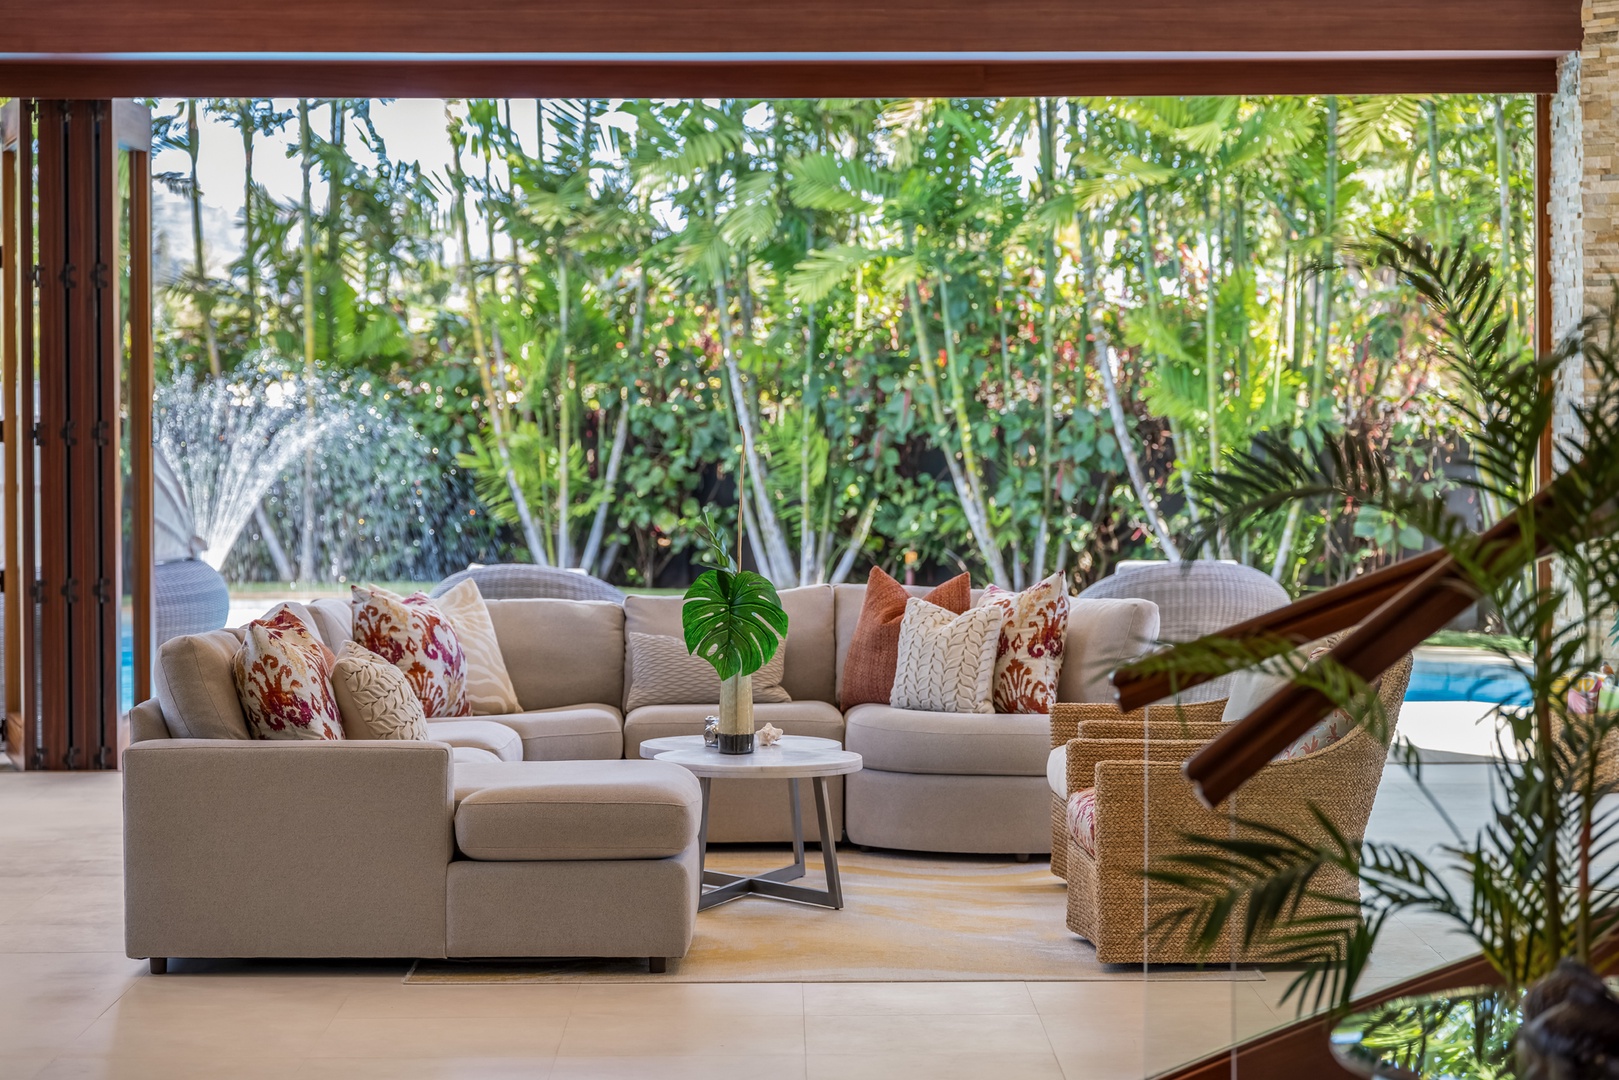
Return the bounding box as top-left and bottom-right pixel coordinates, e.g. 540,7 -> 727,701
1135,237 -> 1619,1077
682,514 -> 789,755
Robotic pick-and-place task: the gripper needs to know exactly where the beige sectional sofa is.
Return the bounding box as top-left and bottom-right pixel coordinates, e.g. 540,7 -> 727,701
126,581 -> 1157,969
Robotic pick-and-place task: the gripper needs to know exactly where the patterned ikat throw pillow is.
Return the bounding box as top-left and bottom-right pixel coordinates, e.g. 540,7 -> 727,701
351,584 -> 471,719
233,608 -> 344,741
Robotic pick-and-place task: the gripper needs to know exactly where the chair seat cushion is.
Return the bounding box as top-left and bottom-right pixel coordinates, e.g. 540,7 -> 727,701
1066,788 -> 1098,858
843,704 -> 1050,776
426,718 -> 525,762
475,705 -> 624,761
452,746 -> 502,765
452,760 -> 701,861
1047,744 -> 1066,797
623,701 -> 844,759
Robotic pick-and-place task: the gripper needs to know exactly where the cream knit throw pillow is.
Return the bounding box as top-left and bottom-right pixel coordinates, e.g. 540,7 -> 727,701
889,598 -> 1001,714
432,579 -> 522,715
330,641 -> 430,741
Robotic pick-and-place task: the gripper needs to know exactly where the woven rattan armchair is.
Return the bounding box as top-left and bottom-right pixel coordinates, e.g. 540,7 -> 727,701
1050,653 -> 1413,965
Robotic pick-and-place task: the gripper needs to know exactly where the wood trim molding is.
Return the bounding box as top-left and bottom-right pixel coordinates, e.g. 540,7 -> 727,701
0,56 -> 1559,99
2,0 -> 1582,57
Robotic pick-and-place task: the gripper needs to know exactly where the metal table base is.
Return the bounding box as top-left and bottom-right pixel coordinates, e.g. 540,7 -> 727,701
695,774 -> 844,910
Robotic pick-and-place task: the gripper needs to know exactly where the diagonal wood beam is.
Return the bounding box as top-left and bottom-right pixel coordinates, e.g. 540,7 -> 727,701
1113,480 -> 1567,807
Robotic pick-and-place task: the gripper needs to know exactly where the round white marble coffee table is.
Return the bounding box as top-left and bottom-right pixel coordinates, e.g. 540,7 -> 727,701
638,734 -> 862,910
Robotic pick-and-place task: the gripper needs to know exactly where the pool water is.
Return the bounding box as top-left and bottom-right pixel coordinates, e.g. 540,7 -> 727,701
1406,652 -> 1533,706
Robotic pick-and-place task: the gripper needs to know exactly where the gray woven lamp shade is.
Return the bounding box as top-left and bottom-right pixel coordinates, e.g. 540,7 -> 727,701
429,563 -> 626,604
1075,560 -> 1290,703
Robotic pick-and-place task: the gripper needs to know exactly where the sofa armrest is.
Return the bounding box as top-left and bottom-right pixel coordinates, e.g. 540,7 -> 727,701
1065,737 -> 1205,796
123,739 -> 455,961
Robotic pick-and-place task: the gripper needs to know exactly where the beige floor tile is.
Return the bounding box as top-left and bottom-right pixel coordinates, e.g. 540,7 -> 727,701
805,1013 -> 1052,1056
68,1010 -> 329,1060
32,1055 -> 305,1080
0,1016 -> 109,1059
557,1013 -> 807,1057
1027,980 -> 1147,1020
0,1056 -> 51,1080
297,1057 -> 557,1079
807,1052 -> 1064,1080
335,982 -> 579,1019
567,981 -> 803,1017
551,1054 -> 807,1079
802,981 -> 1035,1015
309,1016 -> 569,1059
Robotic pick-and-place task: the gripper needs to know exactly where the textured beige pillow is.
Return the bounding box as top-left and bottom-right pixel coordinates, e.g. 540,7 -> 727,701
623,632 -> 791,713
890,598 -> 1001,714
431,579 -> 522,715
331,641 -> 430,741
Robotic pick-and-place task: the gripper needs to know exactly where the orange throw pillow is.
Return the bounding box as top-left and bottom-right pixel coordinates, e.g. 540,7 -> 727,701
839,567 -> 971,709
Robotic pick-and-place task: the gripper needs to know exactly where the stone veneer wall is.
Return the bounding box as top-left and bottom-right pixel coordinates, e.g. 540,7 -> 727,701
1555,4 -> 1618,637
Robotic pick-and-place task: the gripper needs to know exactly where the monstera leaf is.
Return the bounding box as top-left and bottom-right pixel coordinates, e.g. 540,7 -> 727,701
682,568 -> 789,681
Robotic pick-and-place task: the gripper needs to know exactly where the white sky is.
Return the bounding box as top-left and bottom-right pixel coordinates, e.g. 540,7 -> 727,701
150,99 -> 541,267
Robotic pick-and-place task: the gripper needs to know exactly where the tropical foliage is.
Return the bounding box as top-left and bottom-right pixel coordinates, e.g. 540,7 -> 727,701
151,94 -> 1535,590
1143,240 -> 1619,1016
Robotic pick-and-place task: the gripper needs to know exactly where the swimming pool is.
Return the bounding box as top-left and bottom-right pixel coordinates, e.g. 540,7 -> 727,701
1406,651 -> 1532,706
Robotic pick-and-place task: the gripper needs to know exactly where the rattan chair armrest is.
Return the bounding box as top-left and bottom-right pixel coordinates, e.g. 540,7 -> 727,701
1144,700 -> 1229,724
1078,719 -> 1227,742
1065,737 -> 1205,796
1050,703 -> 1141,749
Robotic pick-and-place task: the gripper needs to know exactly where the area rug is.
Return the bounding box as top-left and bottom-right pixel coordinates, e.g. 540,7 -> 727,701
407,849 -> 1259,983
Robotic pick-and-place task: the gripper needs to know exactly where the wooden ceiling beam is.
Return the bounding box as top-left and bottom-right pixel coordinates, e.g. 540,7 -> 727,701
2,0 -> 1582,57
0,57 -> 1559,99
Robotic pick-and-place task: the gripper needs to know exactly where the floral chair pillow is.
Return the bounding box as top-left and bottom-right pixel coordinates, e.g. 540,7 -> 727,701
351,584 -> 470,719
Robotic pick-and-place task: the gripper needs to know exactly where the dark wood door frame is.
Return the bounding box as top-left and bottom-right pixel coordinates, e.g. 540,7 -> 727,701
2,100 -> 153,770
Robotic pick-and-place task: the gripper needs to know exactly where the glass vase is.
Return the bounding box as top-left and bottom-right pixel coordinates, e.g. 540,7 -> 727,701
718,672 -> 754,754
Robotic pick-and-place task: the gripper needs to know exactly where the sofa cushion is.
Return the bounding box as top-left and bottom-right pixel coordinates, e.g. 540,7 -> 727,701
331,641 -> 430,741
1054,598 -> 1161,704
305,597 -> 353,650
833,573 -> 971,708
426,718 -> 525,762
1047,744 -> 1067,797
433,578 -> 523,716
352,584 -> 471,719
475,705 -> 624,761
844,703 -> 1050,776
452,746 -> 502,766
623,700 -> 845,759
155,628 -> 250,740
452,760 -> 702,860
623,586 -> 836,706
233,610 -> 344,742
484,599 -> 626,711
623,632 -> 790,712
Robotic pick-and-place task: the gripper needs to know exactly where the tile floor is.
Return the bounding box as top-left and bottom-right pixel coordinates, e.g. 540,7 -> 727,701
0,758 -> 1492,1080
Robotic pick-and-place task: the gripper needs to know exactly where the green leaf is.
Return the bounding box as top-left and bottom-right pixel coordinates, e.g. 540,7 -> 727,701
682,569 -> 790,680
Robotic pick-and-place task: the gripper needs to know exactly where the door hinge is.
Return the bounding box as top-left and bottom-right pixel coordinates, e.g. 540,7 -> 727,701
28,578 -> 43,603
